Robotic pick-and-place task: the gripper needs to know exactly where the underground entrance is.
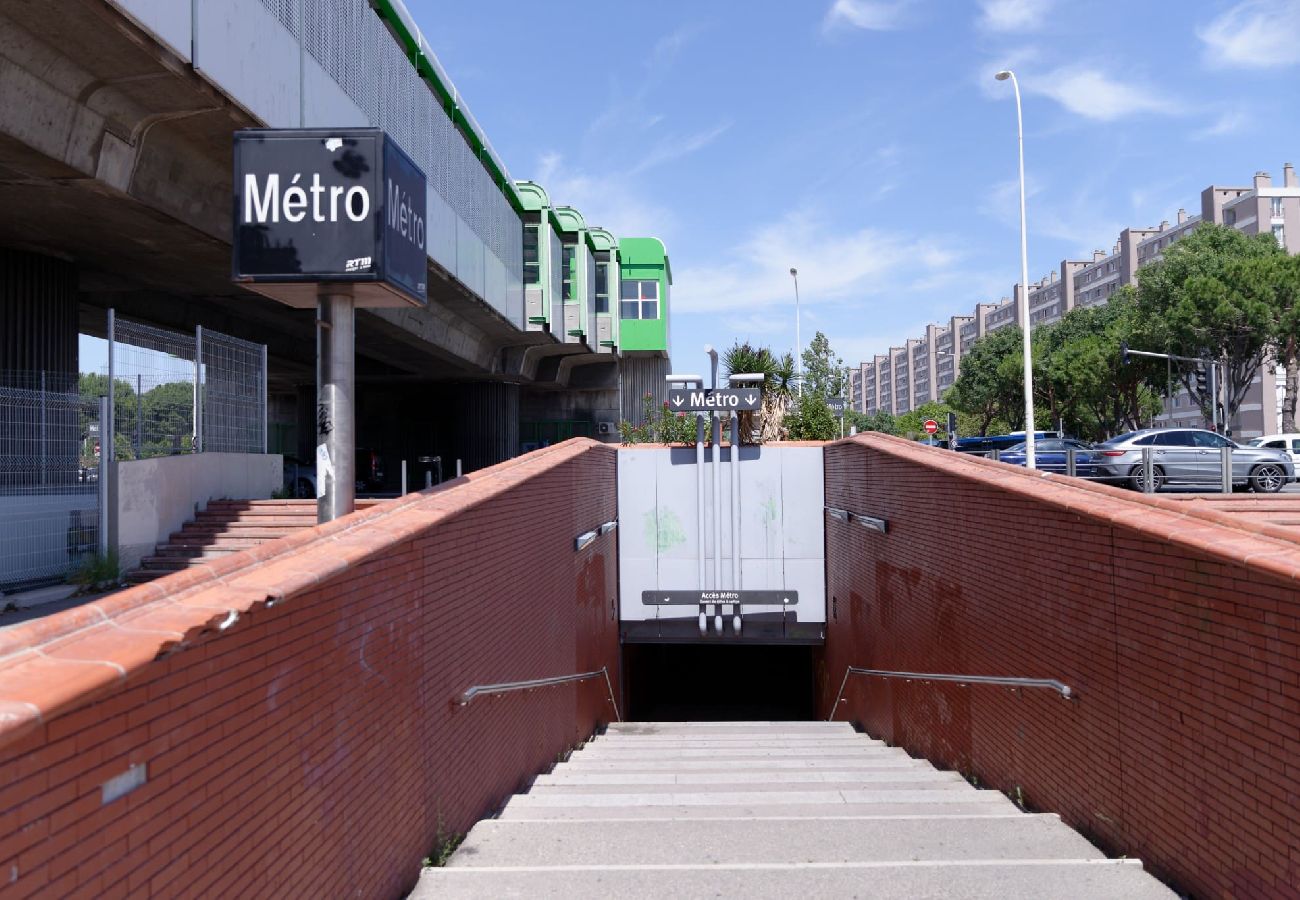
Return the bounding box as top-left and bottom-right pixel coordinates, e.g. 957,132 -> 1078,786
622,643 -> 817,722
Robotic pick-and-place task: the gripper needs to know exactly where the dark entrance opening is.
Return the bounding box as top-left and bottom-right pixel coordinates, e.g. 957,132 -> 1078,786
622,643 -> 816,722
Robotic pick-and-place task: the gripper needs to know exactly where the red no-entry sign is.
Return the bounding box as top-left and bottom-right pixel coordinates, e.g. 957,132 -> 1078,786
924,419 -> 938,434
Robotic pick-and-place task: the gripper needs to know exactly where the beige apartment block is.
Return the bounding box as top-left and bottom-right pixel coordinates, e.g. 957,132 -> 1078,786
854,164 -> 1296,438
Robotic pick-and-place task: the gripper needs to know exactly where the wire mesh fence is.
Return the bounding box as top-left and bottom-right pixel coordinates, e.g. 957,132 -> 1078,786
0,371 -> 101,591
106,315 -> 266,459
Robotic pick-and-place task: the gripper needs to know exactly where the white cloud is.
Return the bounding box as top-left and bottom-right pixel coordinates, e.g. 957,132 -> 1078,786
672,210 -> 961,316
628,120 -> 733,176
822,0 -> 913,31
534,153 -> 676,242
1027,66 -> 1182,121
978,0 -> 1054,32
1193,109 -> 1248,140
1198,0 -> 1300,69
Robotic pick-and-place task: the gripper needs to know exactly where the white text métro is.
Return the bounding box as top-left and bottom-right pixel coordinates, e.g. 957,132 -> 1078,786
242,173 -> 370,225
386,177 -> 425,251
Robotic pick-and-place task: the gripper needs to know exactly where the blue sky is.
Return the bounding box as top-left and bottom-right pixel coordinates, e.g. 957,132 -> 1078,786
412,0 -> 1300,372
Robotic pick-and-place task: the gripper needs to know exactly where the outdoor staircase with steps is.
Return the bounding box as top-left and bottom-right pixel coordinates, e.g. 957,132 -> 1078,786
412,721 -> 1174,899
124,498 -> 384,584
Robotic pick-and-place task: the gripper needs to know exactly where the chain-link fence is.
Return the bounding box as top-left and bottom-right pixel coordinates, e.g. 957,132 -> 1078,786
106,314 -> 266,459
0,371 -> 101,591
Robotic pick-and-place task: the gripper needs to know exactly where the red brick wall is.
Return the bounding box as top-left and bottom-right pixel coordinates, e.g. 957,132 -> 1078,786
0,439 -> 620,899
821,433 -> 1300,898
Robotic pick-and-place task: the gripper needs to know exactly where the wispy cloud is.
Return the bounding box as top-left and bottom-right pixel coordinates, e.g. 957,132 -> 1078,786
535,153 -> 676,242
672,210 -> 961,316
822,0 -> 914,32
1198,0 -> 1300,69
1027,66 -> 1182,121
628,120 -> 733,176
1193,109 -> 1248,140
977,0 -> 1055,32
981,175 -> 1125,259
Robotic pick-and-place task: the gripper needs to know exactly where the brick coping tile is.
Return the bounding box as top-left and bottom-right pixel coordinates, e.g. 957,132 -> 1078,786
843,433 -> 1300,578
0,439 -> 611,750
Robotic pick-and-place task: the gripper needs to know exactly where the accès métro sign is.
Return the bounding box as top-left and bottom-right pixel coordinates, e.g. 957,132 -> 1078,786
232,128 -> 427,308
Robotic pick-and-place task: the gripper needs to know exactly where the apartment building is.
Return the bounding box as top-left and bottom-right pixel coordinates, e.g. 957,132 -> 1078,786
856,164 -> 1300,437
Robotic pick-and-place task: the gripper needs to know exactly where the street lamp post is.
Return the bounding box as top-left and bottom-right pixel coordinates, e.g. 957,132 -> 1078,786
995,69 -> 1036,470
790,267 -> 802,397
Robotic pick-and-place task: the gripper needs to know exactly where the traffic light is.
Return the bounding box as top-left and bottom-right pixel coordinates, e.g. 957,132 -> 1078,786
1194,366 -> 1209,395
1120,341 -> 1129,365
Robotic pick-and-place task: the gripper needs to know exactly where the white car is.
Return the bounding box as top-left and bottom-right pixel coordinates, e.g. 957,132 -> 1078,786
1246,433 -> 1300,467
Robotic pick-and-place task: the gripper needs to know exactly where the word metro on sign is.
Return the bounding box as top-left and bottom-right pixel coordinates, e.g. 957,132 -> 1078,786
667,389 -> 762,412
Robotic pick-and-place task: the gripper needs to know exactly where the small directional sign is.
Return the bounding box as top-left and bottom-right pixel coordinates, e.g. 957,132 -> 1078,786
667,389 -> 762,412
827,397 -> 847,417
642,590 -> 798,606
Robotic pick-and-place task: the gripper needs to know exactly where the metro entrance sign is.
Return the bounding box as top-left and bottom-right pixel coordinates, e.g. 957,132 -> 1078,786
643,590 -> 798,606
668,388 -> 761,412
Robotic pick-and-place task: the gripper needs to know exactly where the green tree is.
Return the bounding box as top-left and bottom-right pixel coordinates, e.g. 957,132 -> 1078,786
946,325 -> 1025,434
1274,254 -> 1300,432
894,401 -> 954,440
799,331 -> 846,400
1135,224 -> 1286,427
845,410 -> 896,434
784,394 -> 839,440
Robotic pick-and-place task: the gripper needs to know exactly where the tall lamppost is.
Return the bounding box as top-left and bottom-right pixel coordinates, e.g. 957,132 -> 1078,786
790,267 -> 803,397
995,69 -> 1036,469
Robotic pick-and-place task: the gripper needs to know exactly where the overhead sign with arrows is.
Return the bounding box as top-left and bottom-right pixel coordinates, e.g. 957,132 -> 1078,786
668,388 -> 762,412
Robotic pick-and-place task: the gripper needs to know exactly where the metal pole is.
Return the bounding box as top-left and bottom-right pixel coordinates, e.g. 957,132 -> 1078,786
194,324 -> 203,453
456,459 -> 462,478
1220,445 -> 1233,494
260,343 -> 269,454
136,373 -> 143,457
790,268 -> 802,397
401,459 -> 407,495
695,413 -> 705,592
712,411 -> 721,591
1208,361 -> 1218,433
107,308 -> 115,462
1142,446 -> 1154,493
1009,72 -> 1036,470
1066,447 -> 1076,478
730,410 -> 740,591
98,396 -> 109,556
316,286 -> 356,522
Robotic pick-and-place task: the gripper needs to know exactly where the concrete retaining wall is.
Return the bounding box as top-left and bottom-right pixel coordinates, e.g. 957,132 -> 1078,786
114,452 -> 281,570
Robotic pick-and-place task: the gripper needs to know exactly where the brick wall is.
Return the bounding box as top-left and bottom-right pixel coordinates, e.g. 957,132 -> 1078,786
0,439 -> 620,898
820,433 -> 1300,897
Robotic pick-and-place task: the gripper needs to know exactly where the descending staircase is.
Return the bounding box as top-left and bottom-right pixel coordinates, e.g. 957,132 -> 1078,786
124,499 -> 384,584
413,722 -> 1173,899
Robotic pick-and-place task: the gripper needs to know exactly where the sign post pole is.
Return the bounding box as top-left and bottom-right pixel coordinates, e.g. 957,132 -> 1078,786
317,286 -> 356,522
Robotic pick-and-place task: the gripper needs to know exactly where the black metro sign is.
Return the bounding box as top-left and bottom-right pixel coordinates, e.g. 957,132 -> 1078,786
232,128 -> 427,308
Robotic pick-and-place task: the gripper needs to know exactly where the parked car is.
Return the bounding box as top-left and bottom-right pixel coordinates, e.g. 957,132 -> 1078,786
283,447 -> 387,498
954,431 -> 1062,456
997,438 -> 1099,478
1093,428 -> 1293,492
1246,433 -> 1300,467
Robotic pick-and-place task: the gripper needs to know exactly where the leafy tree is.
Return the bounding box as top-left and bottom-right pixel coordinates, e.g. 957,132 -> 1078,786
946,325 -> 1025,434
784,394 -> 839,440
845,410 -> 896,434
799,331 -> 846,400
1135,224 -> 1286,428
618,392 -> 697,445
1266,253 -> 1300,432
894,401 -> 953,439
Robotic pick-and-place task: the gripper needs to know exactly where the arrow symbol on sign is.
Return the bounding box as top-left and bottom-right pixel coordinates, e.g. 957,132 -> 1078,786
672,396 -> 684,408
745,394 -> 757,404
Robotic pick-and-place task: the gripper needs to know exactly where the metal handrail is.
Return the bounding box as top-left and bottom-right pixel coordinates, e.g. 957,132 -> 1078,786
829,665 -> 1073,720
455,666 -> 621,722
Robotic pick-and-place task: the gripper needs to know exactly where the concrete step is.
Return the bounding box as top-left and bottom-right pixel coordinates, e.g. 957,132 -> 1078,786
150,546 -> 239,560
413,860 -> 1175,899
554,757 -> 930,772
526,781 -> 970,796
501,788 -> 1016,809
584,736 -> 883,747
569,747 -> 903,760
535,770 -> 962,787
447,816 -> 1102,868
606,722 -> 856,735
495,804 -> 1033,821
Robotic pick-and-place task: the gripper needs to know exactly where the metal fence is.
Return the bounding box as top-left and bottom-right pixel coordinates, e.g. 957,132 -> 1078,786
106,313 -> 266,459
0,371 -> 102,591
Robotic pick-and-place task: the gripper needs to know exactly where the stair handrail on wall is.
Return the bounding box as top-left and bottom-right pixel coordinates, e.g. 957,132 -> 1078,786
455,666 -> 622,722
829,665 -> 1073,721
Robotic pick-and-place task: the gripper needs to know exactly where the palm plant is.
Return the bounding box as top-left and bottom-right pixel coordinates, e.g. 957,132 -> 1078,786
723,342 -> 796,443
